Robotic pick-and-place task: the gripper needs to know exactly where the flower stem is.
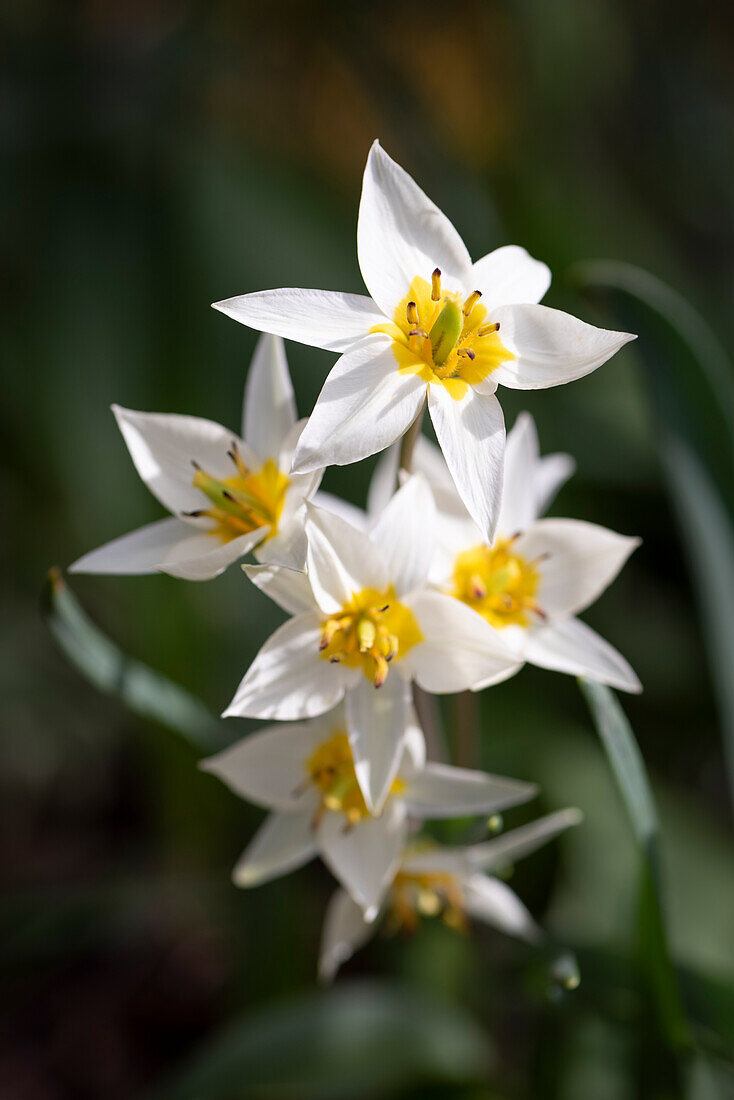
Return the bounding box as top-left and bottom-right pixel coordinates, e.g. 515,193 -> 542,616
398,400 -> 426,476
453,688 -> 480,768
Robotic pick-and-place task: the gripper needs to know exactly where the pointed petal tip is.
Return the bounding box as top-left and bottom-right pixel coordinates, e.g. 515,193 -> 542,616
363,904 -> 379,923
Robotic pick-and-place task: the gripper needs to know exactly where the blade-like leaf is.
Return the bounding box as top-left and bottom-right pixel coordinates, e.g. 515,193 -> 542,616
144,980 -> 493,1100
43,569 -> 224,754
579,678 -> 690,1051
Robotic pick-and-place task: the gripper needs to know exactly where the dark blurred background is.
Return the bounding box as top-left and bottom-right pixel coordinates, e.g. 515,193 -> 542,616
4,1 -> 734,1097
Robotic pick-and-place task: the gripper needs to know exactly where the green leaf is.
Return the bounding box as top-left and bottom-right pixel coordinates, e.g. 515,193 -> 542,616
578,679 -> 690,1051
42,569 -> 224,754
570,261 -> 734,807
144,980 -> 493,1100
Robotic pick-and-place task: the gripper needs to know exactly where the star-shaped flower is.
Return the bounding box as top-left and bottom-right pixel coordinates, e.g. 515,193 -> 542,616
213,141 -> 634,541
318,807 -> 582,981
224,476 -> 521,811
201,704 -> 536,921
70,335 -> 322,580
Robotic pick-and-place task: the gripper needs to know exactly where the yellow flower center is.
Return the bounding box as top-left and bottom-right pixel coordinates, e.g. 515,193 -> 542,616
186,441 -> 289,544
371,270 -> 514,401
389,871 -> 466,933
318,585 -> 423,687
451,538 -> 543,629
306,731 -> 405,826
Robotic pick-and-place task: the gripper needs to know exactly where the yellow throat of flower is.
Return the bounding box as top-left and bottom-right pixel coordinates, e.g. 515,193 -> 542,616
371,269 -> 514,401
451,538 -> 544,629
306,731 -> 405,826
318,585 -> 422,688
389,871 -> 466,934
185,441 -> 289,544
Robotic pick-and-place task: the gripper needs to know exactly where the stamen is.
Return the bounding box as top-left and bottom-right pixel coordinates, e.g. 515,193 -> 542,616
469,574 -> 487,599
181,509 -> 205,518
406,301 -> 419,326
431,268 -> 442,301
457,348 -> 475,360
409,328 -> 429,339
191,459 -> 201,470
478,321 -> 501,336
373,656 -> 389,689
357,618 -> 377,652
463,290 -> 482,315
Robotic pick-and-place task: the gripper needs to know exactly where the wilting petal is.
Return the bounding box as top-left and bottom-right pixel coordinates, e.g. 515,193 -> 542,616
212,288 -> 383,352
160,527 -> 268,580
318,799 -> 407,921
319,888 -> 375,982
402,590 -> 521,693
404,765 -> 536,819
465,808 -> 583,871
471,245 -> 551,309
525,617 -> 641,693
346,673 -> 412,814
243,562 -> 316,615
462,874 -> 541,942
516,518 -> 640,619
70,517 -> 190,576
232,811 -> 316,887
112,405 -> 252,518
427,383 -> 505,543
224,612 -> 358,720
200,720 -> 326,812
291,336 -> 426,475
369,475 -> 435,596
243,333 -> 297,459
357,141 -> 473,318
490,304 -> 636,390
305,504 -> 389,615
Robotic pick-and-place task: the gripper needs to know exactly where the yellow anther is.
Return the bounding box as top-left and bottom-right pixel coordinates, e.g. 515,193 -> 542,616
469,574 -> 487,599
416,889 -> 442,916
431,267 -> 442,301
406,300 -> 419,326
451,539 -> 541,630
463,290 -> 482,315
357,617 -> 377,652
478,321 -> 501,336
373,655 -> 389,689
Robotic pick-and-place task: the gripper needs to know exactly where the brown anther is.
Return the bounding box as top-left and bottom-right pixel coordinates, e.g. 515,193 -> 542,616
378,605 -> 390,613
478,321 -> 500,336
329,656 -> 341,663
406,301 -> 419,326
457,348 -> 476,360
190,459 -> 201,470
373,656 -> 389,688
409,328 -> 429,339
463,290 -> 482,315
431,268 -> 442,301
222,490 -> 236,502
182,509 -> 204,518
469,574 -> 487,600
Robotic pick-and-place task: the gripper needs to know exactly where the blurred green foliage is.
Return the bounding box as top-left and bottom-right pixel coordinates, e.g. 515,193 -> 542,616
4,0 -> 734,1096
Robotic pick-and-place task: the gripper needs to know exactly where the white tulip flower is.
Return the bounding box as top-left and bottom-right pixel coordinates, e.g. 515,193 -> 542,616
319,807 -> 582,981
213,140 -> 634,541
224,476 -> 522,812
201,705 -> 536,921
70,335 -> 322,581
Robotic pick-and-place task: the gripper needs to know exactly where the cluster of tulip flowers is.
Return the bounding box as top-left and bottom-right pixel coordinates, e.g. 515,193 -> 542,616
72,142 -> 640,979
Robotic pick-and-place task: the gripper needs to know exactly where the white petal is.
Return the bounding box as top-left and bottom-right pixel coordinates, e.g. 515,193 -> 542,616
465,808 -> 584,871
427,383 -> 505,543
69,517 -> 190,576
254,518 -> 308,571
200,720 -> 326,812
525,617 -> 641,693
318,799 -> 407,921
345,673 -> 411,814
471,245 -> 551,309
368,475 -> 435,596
496,411 -> 541,535
462,874 -> 541,942
312,491 -> 369,531
305,504 -> 389,615
404,764 -> 537,819
224,612 -> 356,720
536,453 -> 576,516
212,288 -> 383,352
112,405 -> 248,517
159,527 -> 268,580
319,888 -> 374,982
400,845 -> 474,878
243,562 -> 316,615
232,811 -> 316,887
366,444 -> 400,518
491,304 -> 636,390
290,336 -> 426,475
402,590 -> 521,693
516,518 -> 640,618
243,333 -> 297,458
357,141 -> 473,318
